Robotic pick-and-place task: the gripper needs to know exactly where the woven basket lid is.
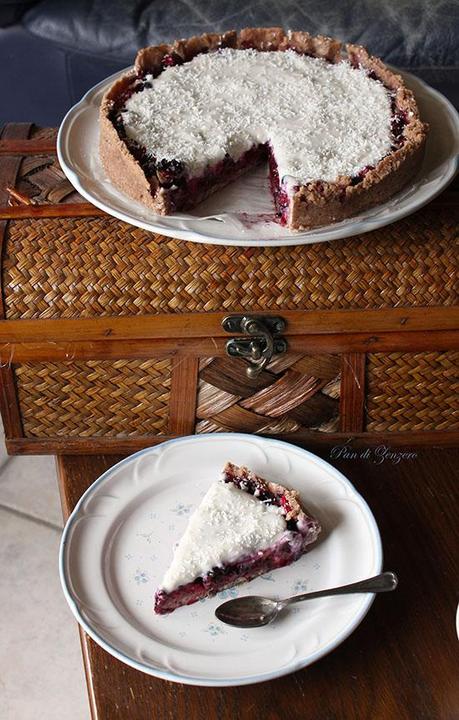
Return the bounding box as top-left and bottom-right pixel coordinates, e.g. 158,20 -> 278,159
2,200 -> 456,321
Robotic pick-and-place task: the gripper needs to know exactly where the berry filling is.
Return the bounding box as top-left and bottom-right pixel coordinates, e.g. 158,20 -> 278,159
112,78 -> 153,110
161,52 -> 184,69
350,164 -> 374,186
390,102 -> 408,147
119,142 -> 268,211
155,158 -> 186,187
154,536 -> 306,615
182,145 -> 266,207
267,145 -> 290,224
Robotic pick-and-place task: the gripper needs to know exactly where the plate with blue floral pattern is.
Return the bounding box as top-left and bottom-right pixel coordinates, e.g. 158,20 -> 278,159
60,433 -> 382,686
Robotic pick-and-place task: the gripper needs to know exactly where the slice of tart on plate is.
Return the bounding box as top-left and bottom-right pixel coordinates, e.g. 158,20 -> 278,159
100,27 -> 428,231
154,462 -> 321,614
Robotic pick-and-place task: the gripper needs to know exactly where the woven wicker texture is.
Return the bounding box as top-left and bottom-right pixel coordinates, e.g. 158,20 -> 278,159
195,354 -> 340,434
3,198 -> 457,319
366,352 -> 458,431
14,359 -> 171,436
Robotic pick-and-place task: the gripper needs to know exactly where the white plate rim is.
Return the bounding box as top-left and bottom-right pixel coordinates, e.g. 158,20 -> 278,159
56,67 -> 459,247
59,433 -> 383,686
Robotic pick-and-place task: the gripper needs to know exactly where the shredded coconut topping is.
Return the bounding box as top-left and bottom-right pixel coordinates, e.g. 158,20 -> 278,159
160,481 -> 286,593
122,48 -> 392,191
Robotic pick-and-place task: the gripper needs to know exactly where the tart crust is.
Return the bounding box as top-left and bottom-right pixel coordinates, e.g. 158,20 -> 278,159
222,461 -> 309,523
100,28 -> 428,230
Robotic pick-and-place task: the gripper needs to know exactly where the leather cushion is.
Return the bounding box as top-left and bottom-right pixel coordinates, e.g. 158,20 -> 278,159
24,0 -> 459,67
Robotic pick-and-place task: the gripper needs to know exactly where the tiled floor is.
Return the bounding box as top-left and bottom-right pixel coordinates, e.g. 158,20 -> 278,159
0,422 -> 88,719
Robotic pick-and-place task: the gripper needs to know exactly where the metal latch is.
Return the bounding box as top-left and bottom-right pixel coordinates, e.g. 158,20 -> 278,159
222,315 -> 287,378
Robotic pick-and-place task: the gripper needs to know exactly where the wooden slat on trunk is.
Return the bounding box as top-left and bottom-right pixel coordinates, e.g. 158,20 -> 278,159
167,357 -> 199,434
8,429 -> 459,455
339,353 -> 366,432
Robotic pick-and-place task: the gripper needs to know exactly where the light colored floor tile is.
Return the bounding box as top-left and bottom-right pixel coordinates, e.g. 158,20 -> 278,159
0,454 -> 62,528
0,413 -> 62,527
0,508 -> 88,720
0,419 -> 8,466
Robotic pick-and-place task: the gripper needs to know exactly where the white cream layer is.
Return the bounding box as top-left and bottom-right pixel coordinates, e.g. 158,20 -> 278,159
122,48 -> 392,192
160,481 -> 287,593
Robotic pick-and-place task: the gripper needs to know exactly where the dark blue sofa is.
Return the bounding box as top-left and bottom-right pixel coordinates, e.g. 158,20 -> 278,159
0,0 -> 458,126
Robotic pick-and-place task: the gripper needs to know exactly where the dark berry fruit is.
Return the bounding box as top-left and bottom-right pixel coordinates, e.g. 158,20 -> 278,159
125,140 -> 156,177
162,52 -> 183,69
391,111 -> 407,143
156,158 -> 185,186
280,495 -> 292,513
108,110 -> 127,138
135,80 -> 152,93
350,165 -> 373,186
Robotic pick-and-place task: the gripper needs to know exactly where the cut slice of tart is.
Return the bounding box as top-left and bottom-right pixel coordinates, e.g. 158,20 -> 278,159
100,27 -> 428,231
154,462 -> 321,614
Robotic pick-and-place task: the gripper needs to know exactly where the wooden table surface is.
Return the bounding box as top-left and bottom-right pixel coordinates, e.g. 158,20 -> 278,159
57,448 -> 459,720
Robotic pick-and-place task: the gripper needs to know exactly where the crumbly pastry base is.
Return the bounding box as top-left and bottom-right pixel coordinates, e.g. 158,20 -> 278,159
100,28 -> 428,231
222,462 -> 308,524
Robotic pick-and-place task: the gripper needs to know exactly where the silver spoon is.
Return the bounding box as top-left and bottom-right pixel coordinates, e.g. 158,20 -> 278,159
215,571 -> 398,628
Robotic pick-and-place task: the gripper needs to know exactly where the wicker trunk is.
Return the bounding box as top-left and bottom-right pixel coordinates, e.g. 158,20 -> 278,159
0,123 -> 457,454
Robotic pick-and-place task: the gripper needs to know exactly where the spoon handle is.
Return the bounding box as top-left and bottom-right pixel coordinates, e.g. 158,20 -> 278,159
284,571 -> 398,606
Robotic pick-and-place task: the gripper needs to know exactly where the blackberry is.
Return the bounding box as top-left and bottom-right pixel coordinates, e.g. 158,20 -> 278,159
391,111 -> 407,143
135,80 -> 152,93
161,52 -> 184,69
350,165 -> 373,186
108,110 -> 126,139
126,140 -> 156,177
156,158 -> 185,186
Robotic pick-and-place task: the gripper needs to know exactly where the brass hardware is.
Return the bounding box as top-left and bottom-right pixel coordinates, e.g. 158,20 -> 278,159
223,315 -> 287,378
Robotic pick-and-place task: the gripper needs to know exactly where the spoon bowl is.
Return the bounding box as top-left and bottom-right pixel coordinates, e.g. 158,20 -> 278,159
215,571 -> 398,628
216,596 -> 283,628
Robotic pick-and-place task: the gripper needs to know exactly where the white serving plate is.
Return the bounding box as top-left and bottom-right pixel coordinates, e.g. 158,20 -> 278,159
60,434 -> 382,686
57,68 -> 459,247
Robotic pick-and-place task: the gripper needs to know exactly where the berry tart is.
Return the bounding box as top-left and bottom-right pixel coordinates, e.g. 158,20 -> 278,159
154,462 -> 321,615
100,27 -> 428,231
